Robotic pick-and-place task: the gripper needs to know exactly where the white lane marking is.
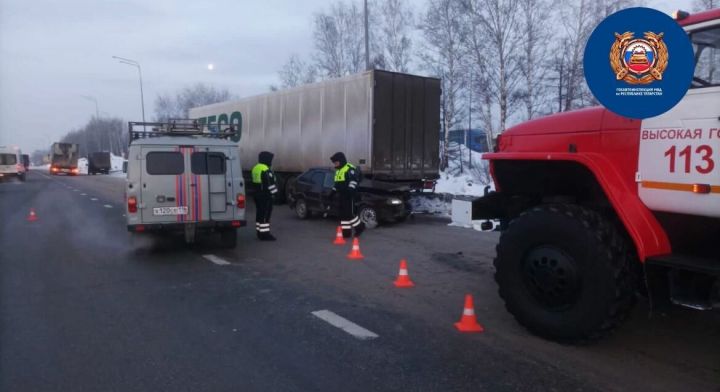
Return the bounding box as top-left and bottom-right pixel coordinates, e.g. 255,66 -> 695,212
103,204 -> 113,209
90,198 -> 98,201
311,310 -> 379,340
73,189 -> 79,192
202,254 -> 231,266
80,193 -> 87,196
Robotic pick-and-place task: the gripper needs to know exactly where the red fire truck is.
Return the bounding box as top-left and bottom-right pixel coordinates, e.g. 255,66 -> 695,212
473,8 -> 720,342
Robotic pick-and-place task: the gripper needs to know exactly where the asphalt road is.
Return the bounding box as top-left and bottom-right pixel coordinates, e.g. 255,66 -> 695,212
1,171 -> 718,392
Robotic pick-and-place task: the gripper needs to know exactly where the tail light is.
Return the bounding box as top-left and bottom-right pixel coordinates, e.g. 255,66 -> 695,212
72,168 -> 79,173
128,196 -> 138,213
423,180 -> 435,190
51,166 -> 58,172
236,194 -> 245,208
16,164 -> 22,171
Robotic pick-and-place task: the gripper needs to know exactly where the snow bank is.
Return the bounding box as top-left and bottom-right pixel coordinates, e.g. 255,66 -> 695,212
110,154 -> 125,172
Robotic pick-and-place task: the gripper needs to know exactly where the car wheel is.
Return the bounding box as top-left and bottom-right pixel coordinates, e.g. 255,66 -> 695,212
359,206 -> 379,229
494,204 -> 636,343
295,199 -> 310,219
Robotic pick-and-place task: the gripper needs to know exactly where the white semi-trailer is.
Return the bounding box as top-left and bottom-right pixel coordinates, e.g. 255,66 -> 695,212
189,70 -> 441,199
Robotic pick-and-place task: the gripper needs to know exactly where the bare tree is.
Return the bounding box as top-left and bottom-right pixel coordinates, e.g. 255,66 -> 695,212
463,0 -> 522,136
154,83 -> 232,121
692,0 -> 718,10
419,0 -> 466,170
377,0 -> 413,72
60,117 -> 126,157
552,0 -> 642,111
516,0 -> 554,120
313,1 -> 367,77
278,54 -> 319,88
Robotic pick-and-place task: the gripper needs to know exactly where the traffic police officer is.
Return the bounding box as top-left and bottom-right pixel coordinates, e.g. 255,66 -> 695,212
252,151 -> 278,241
329,152 -> 364,238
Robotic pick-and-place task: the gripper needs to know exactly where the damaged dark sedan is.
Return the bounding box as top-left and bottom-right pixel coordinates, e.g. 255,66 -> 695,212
286,168 -> 411,228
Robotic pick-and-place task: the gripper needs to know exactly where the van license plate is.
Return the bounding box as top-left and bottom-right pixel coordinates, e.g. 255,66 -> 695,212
153,206 -> 188,216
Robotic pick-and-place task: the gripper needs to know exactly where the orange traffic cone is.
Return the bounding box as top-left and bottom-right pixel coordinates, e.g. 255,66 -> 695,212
393,259 -> 415,288
27,208 -> 38,222
454,294 -> 484,333
333,226 -> 346,245
347,237 -> 364,260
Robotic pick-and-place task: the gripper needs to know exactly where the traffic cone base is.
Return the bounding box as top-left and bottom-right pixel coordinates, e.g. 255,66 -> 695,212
455,294 -> 484,333
393,259 -> 415,288
333,226 -> 346,245
27,208 -> 38,222
347,238 -> 364,260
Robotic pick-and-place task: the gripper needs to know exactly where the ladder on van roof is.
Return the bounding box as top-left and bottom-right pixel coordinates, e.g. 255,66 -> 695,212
128,119 -> 239,145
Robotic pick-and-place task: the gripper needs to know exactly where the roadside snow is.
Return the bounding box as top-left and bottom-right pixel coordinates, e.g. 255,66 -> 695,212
110,154 -> 125,172
411,142 -> 494,217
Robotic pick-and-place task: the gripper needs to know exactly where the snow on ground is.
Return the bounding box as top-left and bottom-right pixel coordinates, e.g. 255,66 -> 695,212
410,143 -> 499,231
411,142 -> 492,216
110,154 -> 125,171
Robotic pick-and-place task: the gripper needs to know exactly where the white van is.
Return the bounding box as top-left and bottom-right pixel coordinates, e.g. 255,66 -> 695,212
125,121 -> 246,248
0,146 -> 26,182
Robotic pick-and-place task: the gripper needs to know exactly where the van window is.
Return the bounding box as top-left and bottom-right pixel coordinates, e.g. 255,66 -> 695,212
191,152 -> 226,175
146,152 -> 184,175
0,153 -> 17,165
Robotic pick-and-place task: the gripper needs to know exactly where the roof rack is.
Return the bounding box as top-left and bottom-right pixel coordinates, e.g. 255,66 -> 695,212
128,119 -> 239,145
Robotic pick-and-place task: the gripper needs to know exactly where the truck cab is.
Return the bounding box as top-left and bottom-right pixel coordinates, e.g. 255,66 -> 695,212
125,120 -> 246,248
473,9 -> 720,342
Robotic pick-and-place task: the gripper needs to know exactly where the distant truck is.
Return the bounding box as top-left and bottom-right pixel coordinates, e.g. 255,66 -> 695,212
189,70 -> 441,201
88,152 -> 111,175
50,142 -> 79,175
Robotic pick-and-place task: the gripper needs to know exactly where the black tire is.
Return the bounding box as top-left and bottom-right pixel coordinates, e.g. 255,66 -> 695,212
359,206 -> 379,229
494,204 -> 636,343
19,173 -> 26,182
220,228 -> 238,249
295,198 -> 311,219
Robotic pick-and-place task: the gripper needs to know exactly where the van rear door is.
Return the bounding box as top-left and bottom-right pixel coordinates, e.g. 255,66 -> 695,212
141,147 -> 188,224
190,147 -> 233,221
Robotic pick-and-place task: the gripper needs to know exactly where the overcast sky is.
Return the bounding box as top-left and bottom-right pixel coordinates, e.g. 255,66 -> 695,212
0,0 -> 694,152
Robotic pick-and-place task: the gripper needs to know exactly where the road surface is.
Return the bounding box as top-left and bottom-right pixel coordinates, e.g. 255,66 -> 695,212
1,171 -> 718,392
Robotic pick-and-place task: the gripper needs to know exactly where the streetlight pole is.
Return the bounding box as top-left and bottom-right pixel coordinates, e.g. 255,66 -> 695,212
364,0 -> 370,71
81,95 -> 100,118
112,56 -> 146,130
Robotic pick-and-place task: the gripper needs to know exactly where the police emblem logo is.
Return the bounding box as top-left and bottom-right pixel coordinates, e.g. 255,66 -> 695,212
610,31 -> 668,84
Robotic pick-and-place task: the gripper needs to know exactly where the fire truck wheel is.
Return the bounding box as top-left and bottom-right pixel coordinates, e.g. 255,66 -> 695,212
494,204 -> 636,343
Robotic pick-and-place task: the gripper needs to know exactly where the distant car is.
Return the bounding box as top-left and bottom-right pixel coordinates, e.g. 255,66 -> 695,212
0,146 -> 26,182
287,168 -> 410,229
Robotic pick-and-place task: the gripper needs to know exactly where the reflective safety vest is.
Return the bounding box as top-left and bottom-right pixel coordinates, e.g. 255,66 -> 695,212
334,163 -> 356,182
252,163 -> 269,184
